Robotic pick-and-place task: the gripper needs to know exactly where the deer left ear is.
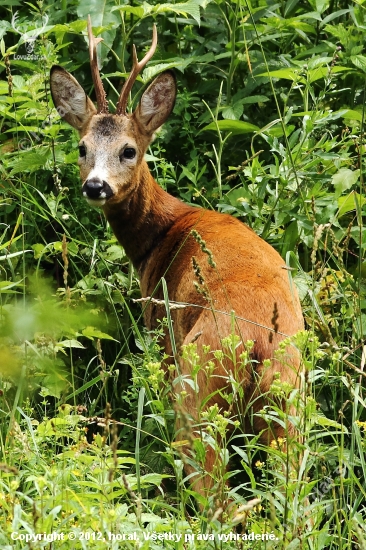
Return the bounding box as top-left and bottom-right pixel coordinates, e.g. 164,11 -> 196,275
134,71 -> 176,134
50,65 -> 97,132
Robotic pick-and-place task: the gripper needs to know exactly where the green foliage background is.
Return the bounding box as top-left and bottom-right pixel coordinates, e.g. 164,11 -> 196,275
0,0 -> 365,548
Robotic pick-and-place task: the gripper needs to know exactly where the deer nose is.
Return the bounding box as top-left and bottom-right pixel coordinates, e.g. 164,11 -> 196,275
83,178 -> 105,199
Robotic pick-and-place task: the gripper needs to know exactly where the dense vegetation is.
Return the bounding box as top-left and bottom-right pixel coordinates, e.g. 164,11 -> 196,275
0,0 -> 365,548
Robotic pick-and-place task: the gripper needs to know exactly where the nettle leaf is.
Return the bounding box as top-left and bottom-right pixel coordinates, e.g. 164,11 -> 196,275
67,20 -> 88,33
153,0 -> 204,24
111,4 -> 149,18
53,21 -> 87,35
201,120 -> 259,135
350,55 -> 366,73
10,152 -> 50,175
143,58 -> 193,81
350,45 -> 363,56
331,168 -> 359,198
222,103 -> 243,120
112,0 -> 206,24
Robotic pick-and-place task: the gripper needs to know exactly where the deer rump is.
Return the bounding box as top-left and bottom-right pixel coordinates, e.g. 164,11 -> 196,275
49,19 -> 304,499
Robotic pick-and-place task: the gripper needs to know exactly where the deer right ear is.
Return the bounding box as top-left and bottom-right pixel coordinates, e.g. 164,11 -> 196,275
134,71 -> 176,134
50,65 -> 97,132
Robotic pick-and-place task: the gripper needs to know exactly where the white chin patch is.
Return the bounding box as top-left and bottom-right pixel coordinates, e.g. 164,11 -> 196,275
85,198 -> 106,208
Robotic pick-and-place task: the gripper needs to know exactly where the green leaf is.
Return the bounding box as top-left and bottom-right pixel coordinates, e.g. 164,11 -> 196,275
143,53 -> 214,81
106,244 -> 124,261
0,234 -> 22,250
331,168 -> 359,199
142,58 -> 193,81
140,473 -> 166,486
281,221 -> 299,256
339,109 -> 362,122
77,0 -> 120,59
257,68 -> 301,81
153,0 -> 203,24
312,413 -> 348,432
37,418 -> 69,437
315,0 -> 330,14
10,152 -> 49,175
241,95 -> 269,104
110,4 -> 148,18
0,81 -> 8,94
338,191 -> 366,218
308,66 -> 349,83
320,8 -> 350,27
200,120 -> 260,135
32,243 -> 46,260
351,55 -> 366,73
57,340 -> 86,350
267,124 -> 295,137
53,241 -> 63,253
222,103 -> 243,120
67,242 -> 79,256
284,0 -> 300,17
82,326 -> 118,341
258,66 -> 349,83
0,280 -> 23,293
112,0 -> 205,24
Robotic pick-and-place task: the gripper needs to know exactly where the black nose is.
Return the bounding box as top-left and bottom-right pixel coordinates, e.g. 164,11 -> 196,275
83,178 -> 104,199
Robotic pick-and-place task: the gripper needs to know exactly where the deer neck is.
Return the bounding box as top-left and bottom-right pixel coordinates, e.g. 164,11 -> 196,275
103,160 -> 194,270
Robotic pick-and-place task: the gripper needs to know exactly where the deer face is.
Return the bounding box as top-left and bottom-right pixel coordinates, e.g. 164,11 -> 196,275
50,22 -> 176,208
75,114 -> 142,207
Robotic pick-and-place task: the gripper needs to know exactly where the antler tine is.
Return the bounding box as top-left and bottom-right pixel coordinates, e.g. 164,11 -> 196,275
116,24 -> 158,116
87,15 -> 109,114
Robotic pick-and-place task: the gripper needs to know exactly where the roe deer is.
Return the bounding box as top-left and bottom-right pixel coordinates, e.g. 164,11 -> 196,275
50,18 -> 304,499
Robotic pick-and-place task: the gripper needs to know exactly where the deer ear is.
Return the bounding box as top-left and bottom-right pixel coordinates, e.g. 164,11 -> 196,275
50,65 -> 97,132
134,71 -> 176,134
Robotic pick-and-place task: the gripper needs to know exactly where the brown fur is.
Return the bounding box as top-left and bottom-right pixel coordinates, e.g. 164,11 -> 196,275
50,65 -> 304,497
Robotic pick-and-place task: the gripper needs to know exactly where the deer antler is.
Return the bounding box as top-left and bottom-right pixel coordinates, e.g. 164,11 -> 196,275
87,15 -> 108,114
116,25 -> 157,116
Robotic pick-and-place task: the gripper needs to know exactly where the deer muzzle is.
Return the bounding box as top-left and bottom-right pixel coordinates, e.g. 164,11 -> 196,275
82,178 -> 113,206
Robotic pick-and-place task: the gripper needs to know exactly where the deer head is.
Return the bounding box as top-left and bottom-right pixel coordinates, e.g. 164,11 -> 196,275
50,17 -> 176,208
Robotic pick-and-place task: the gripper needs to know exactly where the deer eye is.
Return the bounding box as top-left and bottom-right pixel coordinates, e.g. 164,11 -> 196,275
79,145 -> 86,158
121,147 -> 136,160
